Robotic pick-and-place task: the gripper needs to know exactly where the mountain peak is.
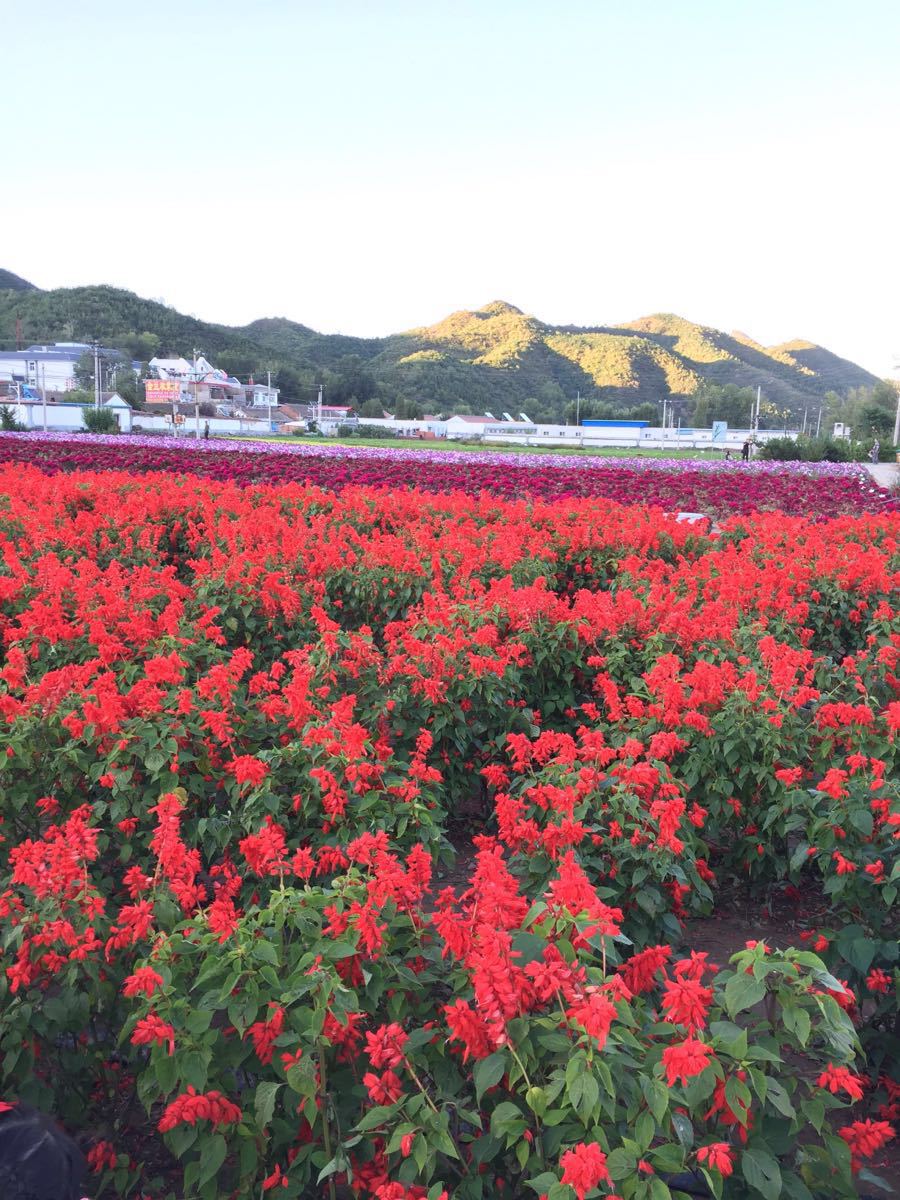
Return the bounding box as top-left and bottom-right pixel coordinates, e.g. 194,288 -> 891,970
477,300 -> 523,316
0,269 -> 39,292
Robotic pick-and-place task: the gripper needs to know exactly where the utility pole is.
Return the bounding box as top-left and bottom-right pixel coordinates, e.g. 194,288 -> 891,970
41,362 -> 47,432
92,340 -> 102,409
193,348 -> 201,440
267,369 -> 273,433
575,390 -> 580,429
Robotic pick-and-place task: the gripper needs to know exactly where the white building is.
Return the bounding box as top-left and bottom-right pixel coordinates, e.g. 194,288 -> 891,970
0,343 -> 126,394
146,356 -> 276,412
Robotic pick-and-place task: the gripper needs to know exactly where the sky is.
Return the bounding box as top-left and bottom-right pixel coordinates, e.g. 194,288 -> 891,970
4,0 -> 900,376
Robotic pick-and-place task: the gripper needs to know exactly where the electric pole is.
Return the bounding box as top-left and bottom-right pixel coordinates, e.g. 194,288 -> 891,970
92,340 -> 102,409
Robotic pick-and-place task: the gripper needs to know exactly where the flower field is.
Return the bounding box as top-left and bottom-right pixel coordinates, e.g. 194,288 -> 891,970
0,431 -> 895,517
0,451 -> 896,1200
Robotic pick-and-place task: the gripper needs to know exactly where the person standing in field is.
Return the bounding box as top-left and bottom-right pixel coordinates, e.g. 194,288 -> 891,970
741,439 -> 751,462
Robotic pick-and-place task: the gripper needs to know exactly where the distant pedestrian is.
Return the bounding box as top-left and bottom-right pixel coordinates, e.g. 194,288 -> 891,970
723,448 -> 732,461
869,438 -> 880,464
741,439 -> 750,462
203,421 -> 210,440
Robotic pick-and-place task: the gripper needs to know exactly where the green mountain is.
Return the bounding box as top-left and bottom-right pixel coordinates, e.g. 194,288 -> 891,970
0,277 -> 883,421
0,269 -> 38,292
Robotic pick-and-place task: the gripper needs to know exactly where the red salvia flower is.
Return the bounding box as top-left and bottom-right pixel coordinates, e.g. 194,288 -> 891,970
122,966 -> 164,998
158,1087 -> 242,1132
560,1142 -> 611,1199
661,1037 -> 715,1087
696,1143 -> 734,1176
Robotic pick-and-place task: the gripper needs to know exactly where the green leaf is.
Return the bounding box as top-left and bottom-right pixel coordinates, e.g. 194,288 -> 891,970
154,1049 -> 178,1095
848,808 -> 873,837
649,1176 -> 672,1200
671,1111 -> 693,1151
526,1172 -> 561,1195
180,1049 -> 210,1091
490,1101 -> 524,1139
701,1166 -> 723,1200
844,937 -> 875,974
253,939 -> 280,966
546,1185 -> 571,1200
641,1077 -> 669,1123
857,1168 -> 895,1194
567,1069 -> 599,1124
780,1169 -> 814,1200
197,1134 -> 227,1189
742,1147 -> 782,1200
474,1052 -> 506,1103
781,1003 -> 811,1047
765,1079 -> 795,1118
511,930 -> 549,966
607,1146 -> 637,1181
427,1122 -> 460,1160
635,1108 -> 655,1152
726,1074 -> 753,1119
254,1081 -> 281,1130
724,972 -> 767,1017
355,1104 -> 397,1132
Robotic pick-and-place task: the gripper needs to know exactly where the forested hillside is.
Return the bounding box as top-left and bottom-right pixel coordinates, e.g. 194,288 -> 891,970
0,276 -> 886,424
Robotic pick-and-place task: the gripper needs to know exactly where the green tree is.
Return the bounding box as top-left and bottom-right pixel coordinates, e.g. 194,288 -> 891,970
393,396 -> 422,419
274,364 -> 309,404
108,364 -> 145,407
357,396 -> 384,419
690,382 -> 758,427
328,356 -> 378,406
115,331 -> 160,362
853,402 -> 894,440
73,352 -> 95,390
0,405 -> 24,431
82,406 -> 120,433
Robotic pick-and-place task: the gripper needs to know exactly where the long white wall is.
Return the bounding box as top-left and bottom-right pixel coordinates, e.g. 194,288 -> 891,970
132,414 -> 272,437
3,402 -> 133,433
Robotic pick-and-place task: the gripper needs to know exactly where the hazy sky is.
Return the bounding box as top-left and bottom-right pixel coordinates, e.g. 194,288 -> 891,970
5,0 -> 899,375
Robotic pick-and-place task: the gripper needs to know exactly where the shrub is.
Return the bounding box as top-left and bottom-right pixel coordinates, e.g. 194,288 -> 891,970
757,435 -> 801,461
758,436 -> 854,464
0,405 -> 24,432
82,405 -> 120,433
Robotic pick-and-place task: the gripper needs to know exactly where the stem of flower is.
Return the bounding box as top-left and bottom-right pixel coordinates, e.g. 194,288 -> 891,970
401,1056 -> 470,1175
507,1041 -> 532,1091
508,1040 -> 545,1167
316,1040 -> 337,1200
402,1055 -> 440,1115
